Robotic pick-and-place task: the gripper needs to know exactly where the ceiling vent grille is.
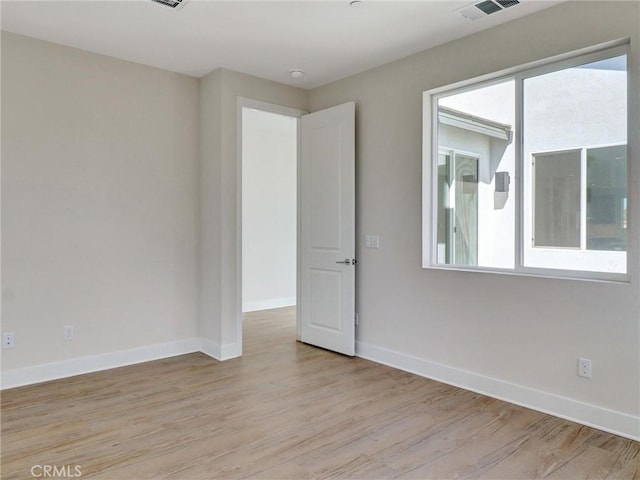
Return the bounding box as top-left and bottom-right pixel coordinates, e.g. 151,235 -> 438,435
495,0 -> 521,7
150,0 -> 188,9
456,0 -> 520,21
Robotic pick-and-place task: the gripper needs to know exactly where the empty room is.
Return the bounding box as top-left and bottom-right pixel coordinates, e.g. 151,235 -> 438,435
1,0 -> 639,479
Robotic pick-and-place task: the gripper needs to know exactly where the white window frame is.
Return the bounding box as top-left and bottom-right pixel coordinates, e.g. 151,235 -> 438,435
422,41 -> 630,282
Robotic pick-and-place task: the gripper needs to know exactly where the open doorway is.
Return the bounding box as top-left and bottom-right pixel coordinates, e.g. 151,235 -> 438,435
240,102 -> 302,346
237,99 -> 355,356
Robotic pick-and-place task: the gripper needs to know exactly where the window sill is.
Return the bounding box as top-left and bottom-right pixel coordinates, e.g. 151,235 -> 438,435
423,263 -> 630,284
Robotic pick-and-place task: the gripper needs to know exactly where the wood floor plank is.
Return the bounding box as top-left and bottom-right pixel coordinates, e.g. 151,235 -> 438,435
2,307 -> 638,479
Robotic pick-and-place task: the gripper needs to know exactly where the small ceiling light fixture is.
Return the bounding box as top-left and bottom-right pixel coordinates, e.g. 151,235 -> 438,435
289,69 -> 304,79
349,0 -> 363,7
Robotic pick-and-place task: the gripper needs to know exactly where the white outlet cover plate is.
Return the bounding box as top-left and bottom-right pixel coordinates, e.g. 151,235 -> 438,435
3,332 -> 15,349
64,325 -> 74,340
578,357 -> 592,378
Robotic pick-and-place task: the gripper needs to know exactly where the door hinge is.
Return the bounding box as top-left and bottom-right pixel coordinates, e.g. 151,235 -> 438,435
355,312 -> 359,326
351,258 -> 357,266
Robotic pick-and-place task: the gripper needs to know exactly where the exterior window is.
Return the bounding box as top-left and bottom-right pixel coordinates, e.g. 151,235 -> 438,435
586,145 -> 627,252
424,45 -> 629,280
533,150 -> 581,248
532,145 -> 627,252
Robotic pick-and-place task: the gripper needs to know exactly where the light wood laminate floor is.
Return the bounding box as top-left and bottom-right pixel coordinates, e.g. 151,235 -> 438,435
2,307 -> 639,479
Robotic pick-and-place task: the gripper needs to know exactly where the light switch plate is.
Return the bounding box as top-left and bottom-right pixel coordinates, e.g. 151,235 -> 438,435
365,234 -> 380,248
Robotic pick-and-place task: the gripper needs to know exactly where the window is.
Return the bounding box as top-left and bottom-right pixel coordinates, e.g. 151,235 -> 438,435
532,145 -> 627,252
423,45 -> 629,280
533,149 -> 581,248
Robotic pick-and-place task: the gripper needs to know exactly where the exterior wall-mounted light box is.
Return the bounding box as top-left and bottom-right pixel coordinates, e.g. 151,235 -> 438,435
495,171 -> 510,193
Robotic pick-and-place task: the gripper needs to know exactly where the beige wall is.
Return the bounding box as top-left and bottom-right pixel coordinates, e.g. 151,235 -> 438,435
199,69 -> 222,344
199,68 -> 307,356
309,0 -> 640,422
1,32 -> 201,369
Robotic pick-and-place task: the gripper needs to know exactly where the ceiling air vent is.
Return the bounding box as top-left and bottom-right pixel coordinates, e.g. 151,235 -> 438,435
495,0 -> 521,8
150,0 -> 188,9
456,0 -> 520,21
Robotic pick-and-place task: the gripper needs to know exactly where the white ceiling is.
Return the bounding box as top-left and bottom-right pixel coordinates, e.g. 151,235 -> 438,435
1,0 -> 562,89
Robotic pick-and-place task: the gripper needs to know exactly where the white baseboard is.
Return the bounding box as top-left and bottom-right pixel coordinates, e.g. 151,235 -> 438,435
356,341 -> 640,441
220,342 -> 242,360
200,338 -> 222,360
1,338 -> 202,390
242,296 -> 296,312
199,339 -> 241,361
5,336 -> 637,441
2,337 -> 243,390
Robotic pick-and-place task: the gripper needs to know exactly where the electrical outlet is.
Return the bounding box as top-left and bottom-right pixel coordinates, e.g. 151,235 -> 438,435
3,332 -> 15,349
578,357 -> 592,378
64,325 -> 74,341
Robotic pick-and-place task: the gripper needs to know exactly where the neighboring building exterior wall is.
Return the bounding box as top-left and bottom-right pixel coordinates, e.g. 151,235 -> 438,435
523,65 -> 627,272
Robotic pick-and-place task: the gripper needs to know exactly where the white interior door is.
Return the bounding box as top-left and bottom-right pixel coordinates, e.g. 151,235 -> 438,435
299,102 -> 356,356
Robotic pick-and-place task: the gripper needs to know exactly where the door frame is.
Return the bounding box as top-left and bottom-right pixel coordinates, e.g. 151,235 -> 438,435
452,150 -> 480,266
236,97 -> 308,347
439,146 -> 480,266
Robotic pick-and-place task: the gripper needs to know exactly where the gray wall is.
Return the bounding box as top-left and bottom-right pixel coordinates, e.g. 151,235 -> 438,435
1,32 -> 201,369
199,68 -> 307,356
308,1 -> 640,420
